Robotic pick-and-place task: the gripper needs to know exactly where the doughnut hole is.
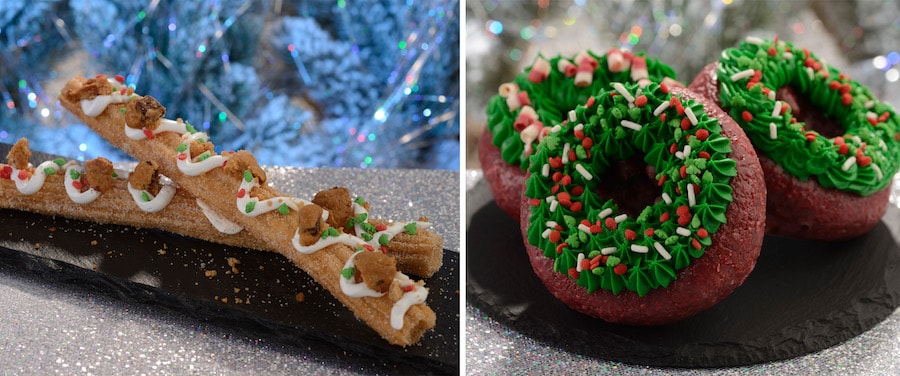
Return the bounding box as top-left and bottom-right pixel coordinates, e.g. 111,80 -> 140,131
593,154 -> 660,218
776,86 -> 844,138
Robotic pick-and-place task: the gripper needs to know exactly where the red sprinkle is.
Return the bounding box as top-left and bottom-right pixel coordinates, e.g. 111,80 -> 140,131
841,93 -> 853,106
660,82 -> 669,94
561,174 -> 572,186
114,74 -> 125,83
605,217 -> 618,230
669,143 -> 678,154
657,175 -> 667,187
579,258 -> 591,271
659,212 -> 670,222
582,137 -> 593,149
549,230 -> 561,243
624,229 -> 637,241
530,198 -> 542,206
695,129 -> 709,141
679,165 -> 687,178
698,228 -> 708,238
677,205 -> 690,216
570,201 -> 583,212
557,192 -> 571,206
767,46 -> 777,56
571,186 -> 584,196
613,264 -> 628,275
680,118 -> 692,130
403,285 -> 415,293
585,96 -> 596,108
691,238 -> 701,250
574,129 -> 585,140
660,113 -> 667,122
678,213 -> 691,226
375,224 -> 388,232
549,157 -> 563,169
839,84 -> 851,95
236,188 -> 246,198
550,184 -> 560,194
741,111 -> 753,122
698,151 -> 711,160
556,243 -> 568,254
71,180 -> 82,190
0,165 -> 11,179
177,153 -> 188,161
644,228 -> 655,237
143,129 -> 155,139
805,132 -> 817,142
552,172 -> 562,182
568,268 -> 580,279
828,81 -> 841,90
17,170 -> 29,181
634,95 -> 648,107
858,155 -> 872,167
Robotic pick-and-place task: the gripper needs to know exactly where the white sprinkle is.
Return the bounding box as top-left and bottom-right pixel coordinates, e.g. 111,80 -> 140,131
568,110 -> 577,122
576,253 -> 586,272
654,242 -> 672,260
578,224 -> 592,233
545,220 -> 558,228
621,120 -> 642,131
542,163 -> 550,177
842,156 -> 857,171
549,200 -> 559,212
574,123 -> 584,131
730,69 -> 755,82
685,107 -> 698,126
542,228 -> 552,239
873,163 -> 884,180
601,247 -> 618,255
867,111 -> 878,120
806,67 -> 814,81
769,122 -> 778,140
768,90 -> 777,101
552,124 -> 562,133
653,101 -> 670,116
630,244 -> 649,253
687,183 -> 697,207
675,151 -> 685,160
721,50 -> 729,60
562,143 -> 571,164
545,196 -> 556,203
745,36 -> 764,45
772,101 -> 782,118
851,135 -> 862,144
575,164 -> 593,180
598,208 -> 613,219
783,52 -> 794,60
614,214 -> 628,223
865,100 -> 874,109
661,192 -> 672,204
880,139 -> 887,151
676,227 -> 692,236
613,82 -> 635,103
683,144 -> 692,158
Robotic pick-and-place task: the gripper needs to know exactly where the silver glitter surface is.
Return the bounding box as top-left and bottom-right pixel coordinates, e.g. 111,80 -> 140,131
465,170 -> 900,375
0,167 -> 459,375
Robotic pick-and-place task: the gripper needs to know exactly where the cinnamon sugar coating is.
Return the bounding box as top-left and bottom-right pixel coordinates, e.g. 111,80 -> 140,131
355,251 -> 397,294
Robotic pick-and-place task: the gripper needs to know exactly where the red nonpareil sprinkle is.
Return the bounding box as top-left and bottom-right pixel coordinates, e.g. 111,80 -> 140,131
669,143 -> 678,154
605,217 -> 618,230
571,186 -> 584,196
829,81 -> 841,90
858,155 -> 872,167
767,46 -> 777,56
839,84 -> 851,95
781,103 -> 790,114
868,117 -> 879,126
660,113 -> 667,122
613,263 -> 628,275
581,219 -> 592,227
624,229 -> 637,241
549,157 -> 563,169
842,93 -> 853,106
549,230 -> 561,243
570,201 -> 583,212
375,224 -> 388,232
561,174 -> 572,186
644,228 -> 655,237
114,74 -> 125,83
380,245 -> 388,254
590,223 -> 602,234
0,165 -> 11,179
556,243 -> 568,254
741,111 -> 753,122
671,96 -> 685,115
579,258 -> 591,271
697,228 -> 708,238
95,73 -> 106,79
659,81 -> 670,93
530,198 -> 542,206
71,180 -> 82,190
601,255 -> 609,265
552,172 -> 562,182
879,112 -> 891,122
363,244 -> 375,252
236,188 -> 246,198
680,118 -> 692,130
17,170 -> 29,181
582,137 -> 593,149
695,129 -> 709,141
691,238 -> 701,250
568,149 -> 576,161
143,129 -> 155,139
590,256 -> 601,269
586,96 -> 596,108
402,284 -> 416,293
677,205 -> 690,216
751,70 -> 762,82
557,191 -> 571,206
657,174 -> 667,186
551,184 -> 560,194
895,133 -> 900,142
698,151 -> 711,160
659,212 -> 670,222
678,213 -> 691,226
634,95 -> 648,107
568,268 -> 580,279
805,132 -> 817,142
178,153 -> 188,161
574,129 -> 585,140
679,165 -> 687,178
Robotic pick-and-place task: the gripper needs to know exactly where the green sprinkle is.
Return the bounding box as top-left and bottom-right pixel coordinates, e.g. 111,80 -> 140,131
360,233 -> 373,241
198,153 -> 210,161
120,108 -> 126,114
587,250 -> 601,259
403,222 -> 417,235
176,143 -> 188,153
185,122 -> 197,134
277,203 -> 290,215
245,201 -> 256,213
354,197 -> 366,205
592,268 -> 605,276
243,170 -> 253,183
356,213 -> 368,223
378,234 -> 390,246
322,227 -> 340,238
141,191 -> 151,202
111,172 -> 118,178
360,222 -> 376,234
52,158 -> 66,166
69,169 -> 80,180
43,167 -> 56,175
340,267 -> 355,280
605,256 -> 621,267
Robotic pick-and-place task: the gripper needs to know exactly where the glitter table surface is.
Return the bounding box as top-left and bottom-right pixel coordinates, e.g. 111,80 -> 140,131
465,169 -> 900,375
0,167 -> 459,375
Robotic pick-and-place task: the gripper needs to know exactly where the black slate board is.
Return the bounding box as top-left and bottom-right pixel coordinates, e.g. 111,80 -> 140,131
0,209 -> 459,375
467,200 -> 900,368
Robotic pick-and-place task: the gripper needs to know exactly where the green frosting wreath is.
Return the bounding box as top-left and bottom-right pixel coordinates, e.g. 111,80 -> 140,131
486,49 -> 677,170
717,37 -> 900,196
525,82 -> 737,297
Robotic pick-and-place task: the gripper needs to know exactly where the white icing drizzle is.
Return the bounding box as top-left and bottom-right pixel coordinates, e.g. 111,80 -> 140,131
351,202 -> 431,250
176,132 -> 231,176
124,118 -> 190,140
11,161 -> 66,195
196,199 -> 243,234
291,230 -> 365,255
127,182 -> 177,213
235,174 -> 307,217
63,166 -> 101,204
339,251 -> 386,298
80,93 -> 131,117
390,273 -> 428,330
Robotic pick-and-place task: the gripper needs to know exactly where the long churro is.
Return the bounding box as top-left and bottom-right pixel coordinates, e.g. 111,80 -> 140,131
58,74 -> 438,346
0,138 -> 443,278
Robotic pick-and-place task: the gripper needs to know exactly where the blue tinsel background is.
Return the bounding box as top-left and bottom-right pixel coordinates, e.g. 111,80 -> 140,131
0,0 -> 459,170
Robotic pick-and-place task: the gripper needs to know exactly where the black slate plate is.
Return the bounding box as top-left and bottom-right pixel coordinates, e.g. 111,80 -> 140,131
467,199 -> 900,368
0,210 -> 458,374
